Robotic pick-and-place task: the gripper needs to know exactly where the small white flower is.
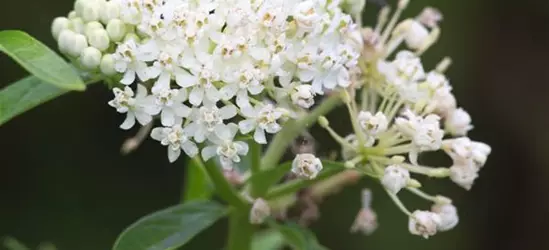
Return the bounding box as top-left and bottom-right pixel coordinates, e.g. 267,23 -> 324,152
431,203 -> 459,232
409,210 -> 441,238
201,123 -> 249,169
112,39 -> 151,85
146,88 -> 192,126
239,104 -> 284,144
108,84 -> 152,130
381,165 -> 410,194
449,162 -> 479,190
249,198 -> 271,225
442,137 -> 491,168
291,84 -> 316,109
357,111 -> 389,136
378,51 -> 425,86
395,110 -> 444,164
403,20 -> 429,50
350,208 -> 378,235
445,107 -> 474,136
151,125 -> 199,163
185,103 -> 238,143
292,153 -> 323,179
220,63 -> 265,108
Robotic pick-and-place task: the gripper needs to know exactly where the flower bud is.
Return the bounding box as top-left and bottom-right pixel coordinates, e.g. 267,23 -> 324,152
350,208 -> 378,235
81,1 -> 101,22
317,116 -> 329,128
249,198 -> 270,225
68,11 -> 78,19
418,7 -> 443,28
343,0 -> 366,16
100,1 -> 121,24
124,33 -> 141,43
85,21 -> 104,38
398,0 -> 410,9
408,210 -> 441,238
291,84 -> 315,108
60,31 -> 88,58
100,54 -> 117,76
449,163 -> 478,190
69,17 -> 85,34
51,17 -> 70,40
88,28 -> 110,51
291,153 -> 323,179
106,19 -> 127,42
381,165 -> 410,194
58,29 -> 76,54
403,20 -> 429,50
80,47 -> 102,70
445,108 -> 473,136
74,0 -> 86,17
431,203 -> 459,232
357,111 -> 388,136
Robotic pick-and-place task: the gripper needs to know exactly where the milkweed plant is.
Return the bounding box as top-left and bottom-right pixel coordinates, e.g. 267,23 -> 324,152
0,0 -> 491,249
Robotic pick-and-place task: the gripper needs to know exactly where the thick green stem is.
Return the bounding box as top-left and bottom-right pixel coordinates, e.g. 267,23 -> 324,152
227,209 -> 254,250
249,142 -> 262,197
261,94 -> 342,171
265,168 -> 343,200
198,157 -> 249,209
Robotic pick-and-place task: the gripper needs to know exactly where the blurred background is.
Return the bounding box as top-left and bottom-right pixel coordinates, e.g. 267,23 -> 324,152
1,0 -> 549,249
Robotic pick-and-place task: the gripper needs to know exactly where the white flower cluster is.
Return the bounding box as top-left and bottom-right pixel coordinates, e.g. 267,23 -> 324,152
52,0 -> 362,165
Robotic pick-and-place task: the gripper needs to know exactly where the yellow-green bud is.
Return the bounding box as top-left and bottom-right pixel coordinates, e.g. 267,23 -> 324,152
100,54 -> 117,76
80,47 -> 102,70
88,28 -> 110,51
51,17 -> 70,40
106,19 -> 126,42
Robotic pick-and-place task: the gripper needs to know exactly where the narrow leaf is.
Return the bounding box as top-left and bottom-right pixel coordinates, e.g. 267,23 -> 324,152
113,201 -> 228,250
183,157 -> 214,201
248,162 -> 292,197
251,230 -> 285,250
0,30 -> 85,90
0,76 -> 73,126
271,222 -> 328,250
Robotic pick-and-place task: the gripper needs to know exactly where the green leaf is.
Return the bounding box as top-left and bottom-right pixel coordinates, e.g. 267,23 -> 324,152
247,162 -> 292,197
251,230 -> 285,250
0,76 -> 72,126
183,158 -> 214,202
113,201 -> 228,250
271,222 -> 328,250
2,237 -> 30,250
0,30 -> 85,91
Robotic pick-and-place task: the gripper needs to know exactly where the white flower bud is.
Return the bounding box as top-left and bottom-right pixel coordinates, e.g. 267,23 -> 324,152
100,1 -> 121,24
398,0 -> 410,9
291,84 -> 315,108
291,153 -> 323,179
88,28 -> 110,51
68,11 -> 78,19
80,47 -> 102,70
445,108 -> 473,136
471,141 -> 491,168
58,29 -> 76,54
81,1 -> 101,22
350,208 -> 378,235
408,210 -> 441,238
357,111 -> 388,136
51,17 -> 70,40
249,198 -> 270,225
449,163 -> 478,190
418,7 -> 443,28
69,17 -> 85,34
100,54 -> 117,76
85,21 -> 104,39
60,31 -> 88,58
74,0 -> 86,17
381,165 -> 410,194
443,138 -> 491,168
343,0 -> 366,16
106,19 -> 127,42
404,20 -> 429,50
431,203 -> 459,232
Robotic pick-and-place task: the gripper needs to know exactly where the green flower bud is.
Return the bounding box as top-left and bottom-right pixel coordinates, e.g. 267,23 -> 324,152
100,1 -> 120,24
51,17 -> 70,40
68,11 -> 78,19
106,19 -> 126,42
100,54 -> 117,76
58,29 -> 76,54
85,21 -> 103,38
88,28 -> 110,51
82,1 -> 101,22
69,17 -> 85,34
80,47 -> 102,70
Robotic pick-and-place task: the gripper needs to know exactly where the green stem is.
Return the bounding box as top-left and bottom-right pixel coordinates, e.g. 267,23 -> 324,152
262,94 -> 342,171
227,209 -> 254,250
265,168 -> 343,200
199,157 -> 249,209
249,141 -> 262,197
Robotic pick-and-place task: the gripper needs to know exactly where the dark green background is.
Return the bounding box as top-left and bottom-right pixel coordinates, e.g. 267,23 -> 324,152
2,0 -> 549,249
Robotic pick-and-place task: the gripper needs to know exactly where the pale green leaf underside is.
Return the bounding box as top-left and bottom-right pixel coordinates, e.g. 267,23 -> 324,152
113,201 -> 228,250
251,230 -> 285,250
0,76 -> 72,126
0,30 -> 85,91
273,222 -> 328,250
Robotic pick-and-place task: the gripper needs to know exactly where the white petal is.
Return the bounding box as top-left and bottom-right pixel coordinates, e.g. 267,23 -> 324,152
248,84 -> 264,95
147,65 -> 162,79
201,146 -> 218,161
120,112 -> 136,130
236,141 -> 249,155
151,127 -> 166,141
120,70 -> 136,85
220,84 -> 239,100
220,105 -> 237,119
168,147 -> 182,163
136,84 -> 148,98
135,110 -> 152,125
161,109 -> 176,126
254,127 -> 267,144
236,90 -> 251,108
189,87 -> 205,106
152,72 -> 171,93
239,119 -> 256,134
173,103 -> 192,117
205,86 -> 221,102
194,127 -> 207,143
175,71 -> 197,88
181,141 -> 199,157
214,123 -> 232,140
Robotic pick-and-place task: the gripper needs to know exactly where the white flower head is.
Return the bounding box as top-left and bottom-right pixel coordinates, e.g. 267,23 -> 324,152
431,203 -> 459,232
381,165 -> 410,194
409,210 -> 441,239
249,198 -> 271,225
201,123 -> 249,169
291,84 -> 316,109
108,84 -> 152,130
239,103 -> 284,144
151,125 -> 199,162
292,153 -> 323,179
449,162 -> 479,190
442,138 -> 491,168
445,107 -> 474,136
